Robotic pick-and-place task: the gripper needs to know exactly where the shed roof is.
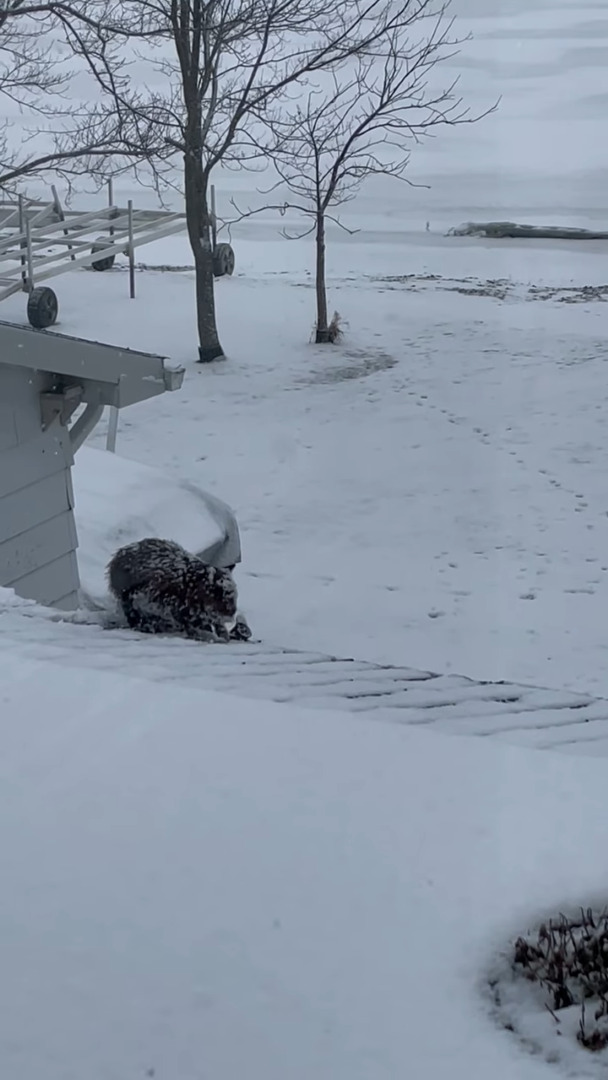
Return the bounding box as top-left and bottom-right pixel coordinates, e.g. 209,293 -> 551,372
0,319 -> 184,408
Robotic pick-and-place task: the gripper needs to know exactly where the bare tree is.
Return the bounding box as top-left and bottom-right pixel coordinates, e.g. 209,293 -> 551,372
43,0 -> 450,362
0,2 -> 172,191
234,0 -> 497,342
0,0 -> 70,187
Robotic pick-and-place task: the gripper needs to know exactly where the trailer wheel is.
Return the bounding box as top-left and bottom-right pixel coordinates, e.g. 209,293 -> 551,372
91,237 -> 116,272
213,242 -> 235,278
27,286 -> 58,329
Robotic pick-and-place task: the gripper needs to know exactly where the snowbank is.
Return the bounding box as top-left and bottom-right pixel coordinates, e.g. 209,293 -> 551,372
1,650 -> 608,1079
448,221 -> 608,240
72,445 -> 240,607
0,587 -> 36,609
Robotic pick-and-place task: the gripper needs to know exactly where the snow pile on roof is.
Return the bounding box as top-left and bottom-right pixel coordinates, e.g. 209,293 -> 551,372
71,446 -> 233,606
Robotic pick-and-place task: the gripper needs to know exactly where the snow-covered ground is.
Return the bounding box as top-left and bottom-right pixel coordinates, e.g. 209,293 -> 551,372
2,652 -> 608,1080
5,227 -> 608,695
6,0 -> 605,695
1,0 -> 607,1075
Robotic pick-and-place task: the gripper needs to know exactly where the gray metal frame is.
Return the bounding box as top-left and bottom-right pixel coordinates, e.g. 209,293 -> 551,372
0,186 -> 187,307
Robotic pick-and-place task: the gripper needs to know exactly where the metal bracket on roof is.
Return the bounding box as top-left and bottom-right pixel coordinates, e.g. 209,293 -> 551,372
40,383 -> 84,430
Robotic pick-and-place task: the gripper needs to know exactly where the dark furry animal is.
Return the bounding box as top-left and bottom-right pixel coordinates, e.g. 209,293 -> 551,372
107,537 -> 243,642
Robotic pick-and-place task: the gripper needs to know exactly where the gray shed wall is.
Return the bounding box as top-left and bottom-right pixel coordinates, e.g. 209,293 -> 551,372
0,364 -> 80,609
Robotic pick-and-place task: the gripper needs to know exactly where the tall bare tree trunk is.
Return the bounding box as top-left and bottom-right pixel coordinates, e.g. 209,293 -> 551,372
183,148 -> 225,363
315,210 -> 331,344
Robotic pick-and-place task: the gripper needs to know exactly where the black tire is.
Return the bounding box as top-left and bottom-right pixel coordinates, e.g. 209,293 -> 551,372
213,242 -> 235,278
91,236 -> 116,272
27,286 -> 58,329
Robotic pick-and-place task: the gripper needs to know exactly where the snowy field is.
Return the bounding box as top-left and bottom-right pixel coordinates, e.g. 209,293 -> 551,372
6,0 -> 607,696
1,0 -> 608,1076
5,229 -> 608,696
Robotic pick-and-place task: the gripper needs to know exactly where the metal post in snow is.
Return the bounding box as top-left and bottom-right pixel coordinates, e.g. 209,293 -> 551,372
24,215 -> 34,292
52,183 -> 75,262
108,177 -> 114,238
128,199 -> 136,299
18,195 -> 26,289
210,183 -> 217,250
106,406 -> 119,452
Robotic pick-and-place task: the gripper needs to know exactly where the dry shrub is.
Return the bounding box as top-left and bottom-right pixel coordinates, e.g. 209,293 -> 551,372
327,310 -> 343,343
314,311 -> 343,344
513,909 -> 608,1051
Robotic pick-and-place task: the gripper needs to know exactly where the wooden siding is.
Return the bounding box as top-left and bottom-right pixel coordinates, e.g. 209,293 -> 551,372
0,471 -> 72,546
0,364 -> 80,608
0,426 -> 73,500
10,552 -> 80,609
0,405 -> 18,451
0,510 -> 77,583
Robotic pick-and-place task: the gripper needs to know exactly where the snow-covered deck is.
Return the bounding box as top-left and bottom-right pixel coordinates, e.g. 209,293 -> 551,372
2,603 -> 607,758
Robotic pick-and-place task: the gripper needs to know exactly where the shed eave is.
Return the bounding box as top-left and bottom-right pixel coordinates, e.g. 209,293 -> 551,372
0,319 -> 184,408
